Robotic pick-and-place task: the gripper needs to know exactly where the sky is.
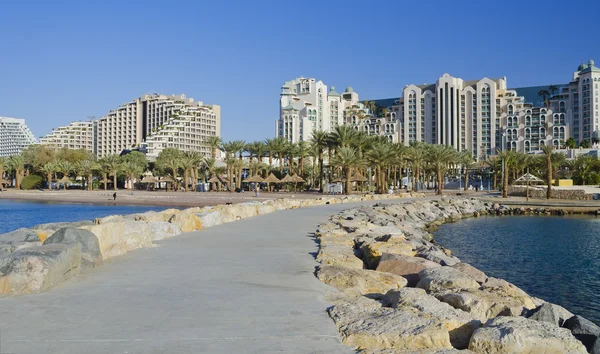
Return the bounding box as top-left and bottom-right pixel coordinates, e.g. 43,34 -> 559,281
1,0 -> 600,142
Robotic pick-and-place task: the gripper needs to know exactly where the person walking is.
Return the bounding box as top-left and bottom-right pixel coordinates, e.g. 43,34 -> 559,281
255,184 -> 259,197
113,192 -> 117,201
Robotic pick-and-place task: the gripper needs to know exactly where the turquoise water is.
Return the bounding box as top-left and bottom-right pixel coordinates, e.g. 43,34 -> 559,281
0,199 -> 173,234
434,215 -> 600,324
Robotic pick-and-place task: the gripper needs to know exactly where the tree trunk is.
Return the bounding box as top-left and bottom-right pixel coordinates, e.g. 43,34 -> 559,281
113,174 -> 117,191
547,156 -> 552,199
47,173 -> 52,190
238,167 -> 243,192
103,173 -> 107,191
344,167 -> 351,195
278,152 -> 283,174
318,151 -> 324,191
268,153 -> 273,170
436,167 -> 443,195
184,170 -> 189,192
328,149 -> 333,181
463,167 -> 469,191
502,161 -> 509,198
393,167 -> 397,190
299,156 -> 304,177
88,174 -> 93,191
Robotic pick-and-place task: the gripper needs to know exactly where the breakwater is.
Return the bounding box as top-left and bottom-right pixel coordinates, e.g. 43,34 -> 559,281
0,192 -> 421,296
314,198 -> 599,353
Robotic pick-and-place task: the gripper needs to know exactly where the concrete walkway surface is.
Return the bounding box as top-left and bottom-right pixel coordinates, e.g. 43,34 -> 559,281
0,200 -> 413,354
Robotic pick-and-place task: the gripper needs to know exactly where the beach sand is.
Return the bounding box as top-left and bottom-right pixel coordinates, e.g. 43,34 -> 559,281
0,189 -> 326,207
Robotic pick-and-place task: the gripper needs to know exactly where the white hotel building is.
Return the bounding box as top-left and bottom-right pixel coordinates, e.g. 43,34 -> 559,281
0,117 -> 37,157
40,120 -> 97,155
97,94 -> 220,158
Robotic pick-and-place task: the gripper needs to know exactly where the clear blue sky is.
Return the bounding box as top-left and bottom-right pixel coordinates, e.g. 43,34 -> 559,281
1,0 -> 599,142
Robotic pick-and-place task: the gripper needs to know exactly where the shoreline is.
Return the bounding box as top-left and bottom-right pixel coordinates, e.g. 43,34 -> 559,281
0,189 -> 326,208
315,198 -> 596,352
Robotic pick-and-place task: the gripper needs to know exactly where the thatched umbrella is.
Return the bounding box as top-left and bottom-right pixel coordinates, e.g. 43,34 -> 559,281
208,175 -> 229,192
290,174 -> 305,193
141,175 -> 158,183
58,176 -> 71,190
349,170 -> 367,192
514,172 -> 544,201
244,174 -> 265,183
332,176 -> 346,183
159,176 -> 175,191
264,173 -> 281,192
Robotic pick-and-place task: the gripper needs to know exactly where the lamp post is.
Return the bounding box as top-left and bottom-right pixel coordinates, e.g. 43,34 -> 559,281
458,163 -> 462,193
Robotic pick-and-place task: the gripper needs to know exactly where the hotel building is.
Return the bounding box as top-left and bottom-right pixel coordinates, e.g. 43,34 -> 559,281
96,94 -> 220,158
0,117 -> 37,157
39,120 -> 98,155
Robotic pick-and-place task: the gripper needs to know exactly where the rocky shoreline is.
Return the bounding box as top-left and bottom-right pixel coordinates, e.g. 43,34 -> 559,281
0,192 -> 422,296
314,198 -> 600,353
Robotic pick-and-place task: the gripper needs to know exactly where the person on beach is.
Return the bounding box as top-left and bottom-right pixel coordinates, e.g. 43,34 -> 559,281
113,192 -> 117,201
255,184 -> 259,197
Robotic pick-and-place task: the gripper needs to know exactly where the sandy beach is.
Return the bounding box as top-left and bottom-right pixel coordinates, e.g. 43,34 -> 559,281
0,189 -> 327,208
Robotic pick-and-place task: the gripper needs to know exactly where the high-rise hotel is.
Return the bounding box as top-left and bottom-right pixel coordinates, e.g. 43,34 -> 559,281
0,117 -> 37,157
278,60 -> 600,159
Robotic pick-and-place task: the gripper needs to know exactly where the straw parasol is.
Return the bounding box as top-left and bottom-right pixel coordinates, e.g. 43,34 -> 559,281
290,174 -> 305,192
264,173 -> 281,192
57,176 -> 71,190
331,176 -> 346,183
159,176 -> 176,191
280,174 -> 293,183
244,174 -> 265,183
140,175 -> 158,183
349,170 -> 367,182
207,175 -> 229,191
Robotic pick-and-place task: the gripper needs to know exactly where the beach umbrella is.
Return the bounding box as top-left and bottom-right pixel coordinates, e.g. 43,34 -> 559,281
290,174 -> 305,193
264,173 -> 281,192
514,172 -> 544,201
349,170 -> 367,192
332,176 -> 346,183
244,174 -> 265,183
140,176 -> 158,183
207,175 -> 229,192
280,174 -> 293,183
159,176 -> 176,191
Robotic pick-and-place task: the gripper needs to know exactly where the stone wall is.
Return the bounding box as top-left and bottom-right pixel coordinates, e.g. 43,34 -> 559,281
0,192 -> 423,296
508,186 -> 593,200
315,199 -> 593,352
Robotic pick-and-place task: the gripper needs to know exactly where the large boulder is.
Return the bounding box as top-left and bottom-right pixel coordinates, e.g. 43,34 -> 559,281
417,267 -> 480,293
563,315 -> 600,352
525,302 -> 574,327
481,277 -> 537,310
316,244 -> 363,269
43,227 -> 102,266
376,253 -> 441,287
383,288 -> 480,349
146,221 -> 181,241
0,244 -> 81,295
79,220 -> 154,259
0,228 -> 41,243
415,245 -> 460,266
316,265 -> 407,296
328,296 -> 453,350
468,316 -> 587,353
450,263 -> 487,284
360,237 -> 416,269
32,220 -> 95,241
435,289 -> 530,322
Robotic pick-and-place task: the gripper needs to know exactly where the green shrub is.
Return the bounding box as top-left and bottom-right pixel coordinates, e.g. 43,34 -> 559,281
20,175 -> 43,190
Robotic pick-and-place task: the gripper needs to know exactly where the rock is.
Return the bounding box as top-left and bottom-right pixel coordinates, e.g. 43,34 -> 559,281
43,227 -> 102,267
525,302 -> 574,327
0,228 -> 41,243
316,244 -> 363,269
450,262 -> 487,284
146,221 -> 181,241
563,315 -> 600,352
417,267 -> 480,293
316,265 -> 407,296
32,220 -> 95,241
481,277 -> 536,310
383,288 -> 480,349
592,338 -> 600,354
328,296 -> 453,350
436,289 -> 530,322
167,211 -> 203,232
358,349 -> 476,354
415,245 -> 460,266
360,238 -> 416,269
468,316 -> 587,353
0,244 -> 81,295
376,253 -> 441,287
78,220 -> 154,260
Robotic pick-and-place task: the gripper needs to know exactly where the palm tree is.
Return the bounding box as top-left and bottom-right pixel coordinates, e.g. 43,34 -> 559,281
548,85 -> 558,96
540,145 -> 554,199
329,125 -> 356,149
104,155 -> 122,191
0,157 -> 7,182
296,141 -> 310,178
156,148 -> 182,191
7,155 -> 26,189
332,147 -> 362,195
537,89 -> 551,107
75,159 -> 98,191
270,137 -> 287,174
207,136 -> 222,159
39,161 -> 58,190
484,156 -> 501,190
572,155 -> 598,185
55,160 -> 74,190
458,151 -> 475,191
366,143 -> 394,194
182,150 -> 203,191
98,157 -> 110,191
496,148 -> 514,198
426,145 -> 457,195
408,142 -> 426,191
264,138 -> 278,171
310,130 -> 329,190
229,140 -> 246,189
